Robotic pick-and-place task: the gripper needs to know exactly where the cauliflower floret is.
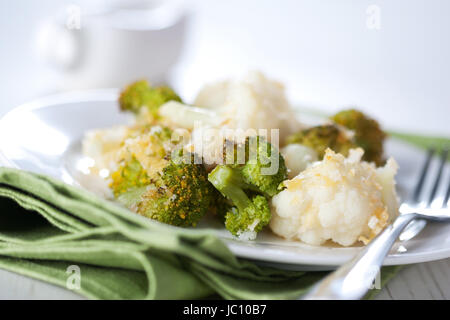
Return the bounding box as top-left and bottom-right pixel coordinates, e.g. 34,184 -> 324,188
82,125 -> 130,174
188,125 -> 227,170
281,143 -> 318,179
375,158 -> 399,223
194,80 -> 231,109
194,71 -> 301,144
270,148 -> 399,246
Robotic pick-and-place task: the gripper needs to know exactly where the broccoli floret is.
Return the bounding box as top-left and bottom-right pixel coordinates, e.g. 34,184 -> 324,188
220,136 -> 288,196
109,125 -> 213,227
331,109 -> 385,165
209,165 -> 271,237
110,154 -> 213,227
110,156 -> 150,197
286,124 -> 357,158
109,125 -> 173,198
241,136 -> 287,196
136,157 -> 213,227
208,136 -> 287,237
225,195 -> 270,236
119,80 -> 182,117
208,187 -> 233,222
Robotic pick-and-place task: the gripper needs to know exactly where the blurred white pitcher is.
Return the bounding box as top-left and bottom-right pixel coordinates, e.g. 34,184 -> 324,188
35,0 -> 187,90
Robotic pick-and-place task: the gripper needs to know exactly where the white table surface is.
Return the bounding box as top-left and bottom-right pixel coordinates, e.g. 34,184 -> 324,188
1,259 -> 450,299
375,259 -> 450,299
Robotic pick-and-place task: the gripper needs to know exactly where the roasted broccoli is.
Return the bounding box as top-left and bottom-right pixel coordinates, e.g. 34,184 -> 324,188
135,155 -> 214,227
286,124 -> 357,158
109,125 -> 173,197
110,155 -> 150,197
208,136 -> 287,238
331,109 -> 386,165
208,187 -> 233,222
109,125 -> 213,227
209,165 -> 271,237
119,80 -> 182,117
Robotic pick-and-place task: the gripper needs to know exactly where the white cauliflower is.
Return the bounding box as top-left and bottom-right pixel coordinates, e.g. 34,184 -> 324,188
281,143 -> 318,179
194,71 -> 301,144
82,125 -> 130,174
194,80 -> 231,109
270,148 -> 399,246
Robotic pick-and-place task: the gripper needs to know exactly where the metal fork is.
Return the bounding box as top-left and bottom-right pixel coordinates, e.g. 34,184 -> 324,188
302,148 -> 450,300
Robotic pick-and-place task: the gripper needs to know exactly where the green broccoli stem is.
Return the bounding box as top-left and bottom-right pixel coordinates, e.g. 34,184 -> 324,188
208,165 -> 253,213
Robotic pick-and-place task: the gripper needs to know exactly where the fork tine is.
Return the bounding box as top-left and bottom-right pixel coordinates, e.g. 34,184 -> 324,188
428,149 -> 448,205
413,148 -> 434,202
444,155 -> 450,207
445,173 -> 450,207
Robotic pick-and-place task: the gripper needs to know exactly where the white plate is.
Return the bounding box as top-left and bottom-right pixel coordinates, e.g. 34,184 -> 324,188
1,90 -> 449,271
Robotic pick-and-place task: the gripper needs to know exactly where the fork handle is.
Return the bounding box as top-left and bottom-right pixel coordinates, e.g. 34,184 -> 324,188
302,213 -> 418,300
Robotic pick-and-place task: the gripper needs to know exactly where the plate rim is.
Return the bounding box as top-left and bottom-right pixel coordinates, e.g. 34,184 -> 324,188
0,89 -> 120,168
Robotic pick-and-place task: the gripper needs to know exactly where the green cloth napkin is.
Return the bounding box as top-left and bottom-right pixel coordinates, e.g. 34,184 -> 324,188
0,132 -> 447,300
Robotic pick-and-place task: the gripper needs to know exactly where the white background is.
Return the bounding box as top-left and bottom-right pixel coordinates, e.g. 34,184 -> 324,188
0,0 -> 449,136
